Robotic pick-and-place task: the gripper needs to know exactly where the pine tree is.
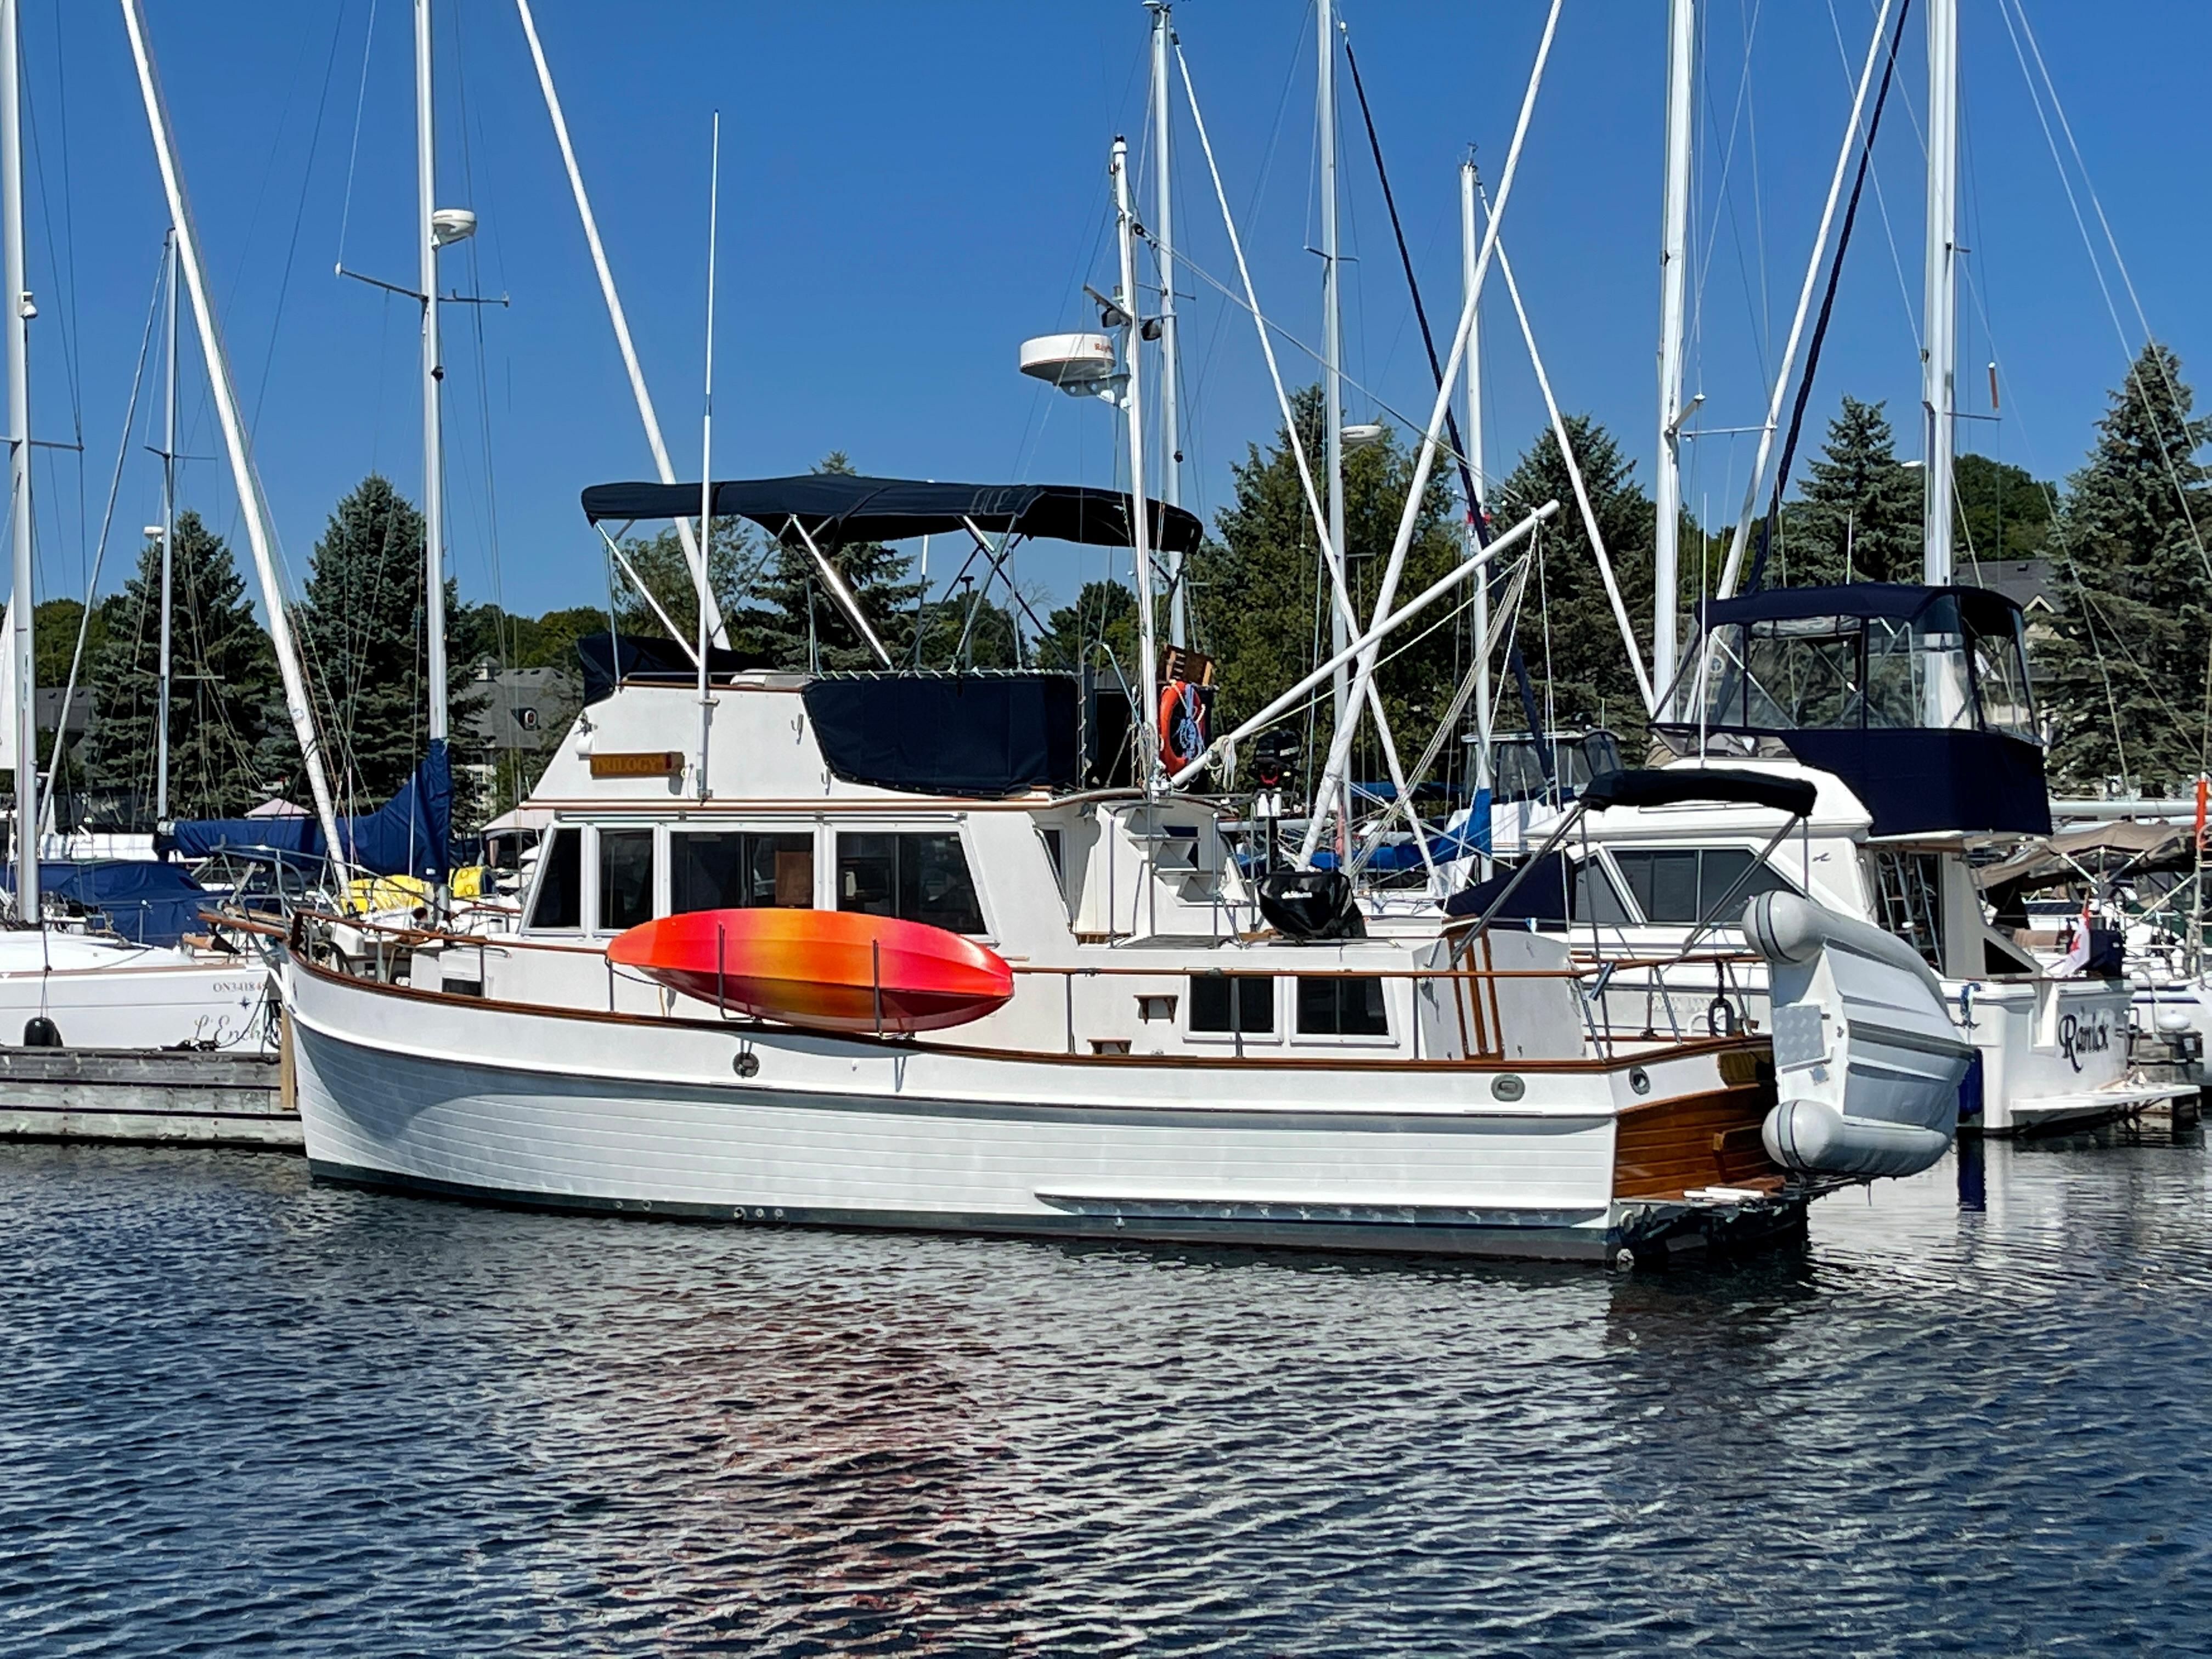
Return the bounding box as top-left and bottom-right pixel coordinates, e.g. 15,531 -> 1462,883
1488,415 -> 1656,745
1779,395 -> 1922,585
605,517 -> 768,650
2041,343 -> 2212,793
290,475 -> 473,808
1955,452 -> 2055,565
1187,385 -> 1468,786
83,511 -> 284,820
735,452 -> 924,670
1035,579 -> 1139,677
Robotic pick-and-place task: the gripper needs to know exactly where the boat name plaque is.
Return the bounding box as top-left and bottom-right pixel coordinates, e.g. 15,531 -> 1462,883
591,751 -> 686,779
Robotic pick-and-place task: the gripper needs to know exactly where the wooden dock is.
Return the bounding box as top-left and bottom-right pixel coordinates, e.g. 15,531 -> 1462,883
0,1045 -> 297,1150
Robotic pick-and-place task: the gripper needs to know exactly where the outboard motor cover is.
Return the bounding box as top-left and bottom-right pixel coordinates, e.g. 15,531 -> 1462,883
1259,869 -> 1367,941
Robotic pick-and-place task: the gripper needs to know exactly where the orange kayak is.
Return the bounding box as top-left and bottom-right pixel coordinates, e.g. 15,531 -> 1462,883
606,908 -> 1014,1035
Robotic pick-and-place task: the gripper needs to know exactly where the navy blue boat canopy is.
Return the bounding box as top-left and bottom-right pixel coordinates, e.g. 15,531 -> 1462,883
802,673 -> 1082,798
580,475 -> 1205,557
1581,768 -> 1819,818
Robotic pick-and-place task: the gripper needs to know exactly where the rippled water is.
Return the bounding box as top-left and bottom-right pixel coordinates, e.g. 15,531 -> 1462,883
3,1121 -> 2209,1656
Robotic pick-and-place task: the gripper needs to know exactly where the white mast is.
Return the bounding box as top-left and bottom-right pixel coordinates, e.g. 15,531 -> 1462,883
1317,0 -> 1347,847
156,227 -> 176,821
696,112 -> 717,803
1460,158 -> 1491,822
1111,137 -> 1160,783
1654,0 -> 1694,696
512,0 -> 726,648
120,0 -> 347,871
1922,0 -> 1957,585
415,0 -> 448,751
1148,1 -> 1184,648
2,0 -> 33,918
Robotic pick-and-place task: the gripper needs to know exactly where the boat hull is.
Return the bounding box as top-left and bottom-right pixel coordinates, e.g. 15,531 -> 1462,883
284,956 -> 1801,1265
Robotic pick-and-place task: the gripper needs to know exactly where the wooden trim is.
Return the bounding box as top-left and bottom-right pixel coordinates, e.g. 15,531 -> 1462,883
1611,1074 -> 1784,1199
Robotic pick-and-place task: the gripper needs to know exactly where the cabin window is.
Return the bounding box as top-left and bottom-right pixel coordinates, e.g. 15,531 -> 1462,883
528,827 -> 582,931
837,831 -> 986,935
1041,827 -> 1065,883
1569,857 -> 1635,926
671,830 -> 815,913
597,828 -> 655,932
1190,973 -> 1273,1034
1296,976 -> 1390,1037
1611,847 -> 1795,925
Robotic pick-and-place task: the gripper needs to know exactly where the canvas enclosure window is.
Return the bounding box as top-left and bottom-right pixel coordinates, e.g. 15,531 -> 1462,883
836,831 -> 986,935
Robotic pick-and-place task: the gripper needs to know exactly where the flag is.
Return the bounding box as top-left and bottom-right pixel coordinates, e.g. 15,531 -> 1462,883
2053,903 -> 2094,978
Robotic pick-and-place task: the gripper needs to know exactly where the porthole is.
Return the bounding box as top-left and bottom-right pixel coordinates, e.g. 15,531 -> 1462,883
1491,1074 -> 1526,1102
734,1051 -> 761,1079
1629,1066 -> 1652,1096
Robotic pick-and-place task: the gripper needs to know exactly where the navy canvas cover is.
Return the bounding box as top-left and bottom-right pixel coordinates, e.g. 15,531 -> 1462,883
159,740 -> 455,879
582,475 -> 1205,557
0,860 -> 214,947
802,674 -> 1082,798
1772,728 -> 2050,838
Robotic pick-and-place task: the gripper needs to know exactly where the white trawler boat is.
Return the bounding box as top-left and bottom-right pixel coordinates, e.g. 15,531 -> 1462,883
269,477 -> 1969,1265
1454,584 -> 2188,1136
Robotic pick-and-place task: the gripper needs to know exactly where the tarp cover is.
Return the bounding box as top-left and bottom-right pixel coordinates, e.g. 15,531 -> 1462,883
1978,821 -> 2198,892
1582,766 -> 1818,817
1443,853 -> 1573,924
0,860 -> 213,947
582,475 -> 1205,557
577,631 -> 774,706
802,674 -> 1082,798
159,740 -> 454,879
1770,727 -> 2050,838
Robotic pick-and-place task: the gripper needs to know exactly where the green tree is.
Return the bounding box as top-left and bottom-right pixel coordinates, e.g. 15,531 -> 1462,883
735,452 -> 924,670
1035,579 -> 1139,677
1489,415 -> 1656,745
1779,395 -> 1922,585
1955,451 -> 2056,565
291,474 -> 472,808
2041,342 -> 2212,793
605,518 -> 767,650
83,512 -> 284,819
1187,385 -> 1470,788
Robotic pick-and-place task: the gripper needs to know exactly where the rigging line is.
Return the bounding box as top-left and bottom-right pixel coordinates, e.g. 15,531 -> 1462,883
1820,0 -> 1918,352
1999,0 -> 2212,587
249,3 -> 349,442
336,0 -> 377,269
38,240 -> 163,827
1741,0 -> 1911,595
1689,0 -> 1766,357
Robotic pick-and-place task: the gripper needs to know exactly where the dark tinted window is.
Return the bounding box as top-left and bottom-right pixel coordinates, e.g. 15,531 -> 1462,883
529,827 -> 582,930
1190,974 -> 1273,1034
837,832 -> 986,934
597,828 -> 655,932
1295,976 -> 1389,1037
671,831 -> 814,913
1570,857 -> 1634,926
1614,848 -> 1795,924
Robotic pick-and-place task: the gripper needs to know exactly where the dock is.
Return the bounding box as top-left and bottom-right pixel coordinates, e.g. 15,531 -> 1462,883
0,1045 -> 298,1150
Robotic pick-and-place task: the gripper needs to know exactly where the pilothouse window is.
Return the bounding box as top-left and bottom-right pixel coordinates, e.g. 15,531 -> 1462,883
1612,847 -> 1796,926
1190,973 -> 1273,1034
672,831 -> 814,912
1296,977 -> 1390,1037
597,828 -> 655,932
837,832 -> 986,935
529,827 -> 582,931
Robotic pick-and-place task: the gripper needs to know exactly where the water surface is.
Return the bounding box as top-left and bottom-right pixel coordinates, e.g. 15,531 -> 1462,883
3,1122 -> 2208,1655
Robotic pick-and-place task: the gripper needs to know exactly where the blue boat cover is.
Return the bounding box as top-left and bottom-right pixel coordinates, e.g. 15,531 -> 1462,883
0,860 -> 213,947
159,740 -> 454,879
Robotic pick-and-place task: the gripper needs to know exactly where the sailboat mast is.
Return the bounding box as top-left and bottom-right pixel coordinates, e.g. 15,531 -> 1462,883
1922,0 -> 1957,585
1148,2 -> 1184,650
415,0 -> 448,748
119,0 -> 348,873
156,228 -> 176,823
1317,0 -> 1346,845
697,112 -> 716,804
2,0 -> 35,920
1654,0 -> 1694,696
1111,137 -> 1160,786
1460,159 -> 1491,822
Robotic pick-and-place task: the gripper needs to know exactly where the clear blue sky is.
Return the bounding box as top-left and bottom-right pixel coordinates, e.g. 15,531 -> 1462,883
15,1 -> 2211,633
